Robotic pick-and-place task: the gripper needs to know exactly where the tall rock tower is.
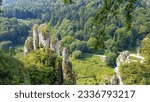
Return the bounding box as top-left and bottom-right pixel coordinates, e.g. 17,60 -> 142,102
62,47 -> 76,84
38,24 -> 51,48
112,51 -> 130,85
24,37 -> 34,55
33,24 -> 39,50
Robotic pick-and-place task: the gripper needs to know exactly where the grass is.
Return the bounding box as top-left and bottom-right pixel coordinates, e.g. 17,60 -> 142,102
70,53 -> 115,85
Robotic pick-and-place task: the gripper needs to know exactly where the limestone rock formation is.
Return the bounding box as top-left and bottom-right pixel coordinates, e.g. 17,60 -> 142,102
111,75 -> 120,85
24,37 -> 34,55
55,39 -> 61,56
62,47 -> 76,84
50,37 -> 60,56
33,24 -> 39,50
24,23 -> 52,54
24,23 -> 62,54
114,51 -> 130,85
54,58 -> 63,85
23,24 -> 76,84
116,51 -> 130,67
38,24 -> 51,48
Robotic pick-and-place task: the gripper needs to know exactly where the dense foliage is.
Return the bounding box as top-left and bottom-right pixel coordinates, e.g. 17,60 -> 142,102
20,48 -> 63,85
1,0 -> 150,53
0,17 -> 30,50
0,48 -> 64,85
0,50 -> 26,85
120,34 -> 150,85
0,0 -> 150,85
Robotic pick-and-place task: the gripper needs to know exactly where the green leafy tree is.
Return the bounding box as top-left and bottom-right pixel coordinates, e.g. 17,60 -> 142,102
87,38 -> 98,51
61,36 -> 76,47
72,50 -> 83,59
20,48 -> 63,85
106,52 -> 118,68
120,34 -> 150,85
0,50 -> 27,85
69,40 -> 88,53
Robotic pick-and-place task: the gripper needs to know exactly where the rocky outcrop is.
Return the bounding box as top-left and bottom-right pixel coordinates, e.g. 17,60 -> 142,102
24,37 -> 34,55
33,24 -> 39,50
111,75 -> 120,85
24,24 -> 75,85
116,51 -> 130,67
50,37 -> 61,56
62,47 -> 76,84
24,23 -> 60,54
55,57 -> 63,85
113,51 -> 130,85
55,39 -> 61,56
38,24 -> 51,48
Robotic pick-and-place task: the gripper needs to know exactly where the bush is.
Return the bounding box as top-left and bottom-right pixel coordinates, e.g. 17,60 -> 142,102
87,38 -> 98,52
69,40 -> 88,53
106,52 -> 118,68
0,50 -> 26,85
120,61 -> 150,85
72,50 -> 83,59
20,48 -> 62,85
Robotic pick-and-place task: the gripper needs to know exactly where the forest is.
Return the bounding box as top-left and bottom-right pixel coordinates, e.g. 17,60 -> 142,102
0,0 -> 150,85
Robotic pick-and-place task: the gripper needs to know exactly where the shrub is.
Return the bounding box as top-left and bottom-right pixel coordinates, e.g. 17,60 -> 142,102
106,52 -> 118,68
72,50 -> 83,59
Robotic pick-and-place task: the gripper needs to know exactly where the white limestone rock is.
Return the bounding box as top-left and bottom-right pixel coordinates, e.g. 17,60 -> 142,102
50,37 -> 60,56
38,24 -> 51,48
24,37 -> 34,55
114,51 -> 130,85
116,51 -> 130,67
33,24 -> 39,50
62,47 -> 76,84
111,75 -> 120,85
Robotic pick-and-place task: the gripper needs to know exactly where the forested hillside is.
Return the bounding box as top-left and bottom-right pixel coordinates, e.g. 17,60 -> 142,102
0,0 -> 150,85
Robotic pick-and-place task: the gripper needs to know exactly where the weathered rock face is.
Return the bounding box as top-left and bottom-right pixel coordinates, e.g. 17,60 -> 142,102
116,51 -> 130,67
62,47 -> 69,79
39,32 -> 50,48
50,38 -> 60,56
24,37 -> 34,55
55,39 -> 61,56
62,47 -> 76,84
54,58 -> 63,85
23,24 -> 76,84
33,24 -> 39,50
114,51 -> 130,85
38,24 -> 51,48
111,75 -> 120,85
24,23 -> 62,54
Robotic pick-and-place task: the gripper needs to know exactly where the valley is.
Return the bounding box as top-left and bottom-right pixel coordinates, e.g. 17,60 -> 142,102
0,0 -> 150,85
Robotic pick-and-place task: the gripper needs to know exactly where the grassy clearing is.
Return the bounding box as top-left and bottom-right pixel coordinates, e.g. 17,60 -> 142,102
70,53 -> 114,85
